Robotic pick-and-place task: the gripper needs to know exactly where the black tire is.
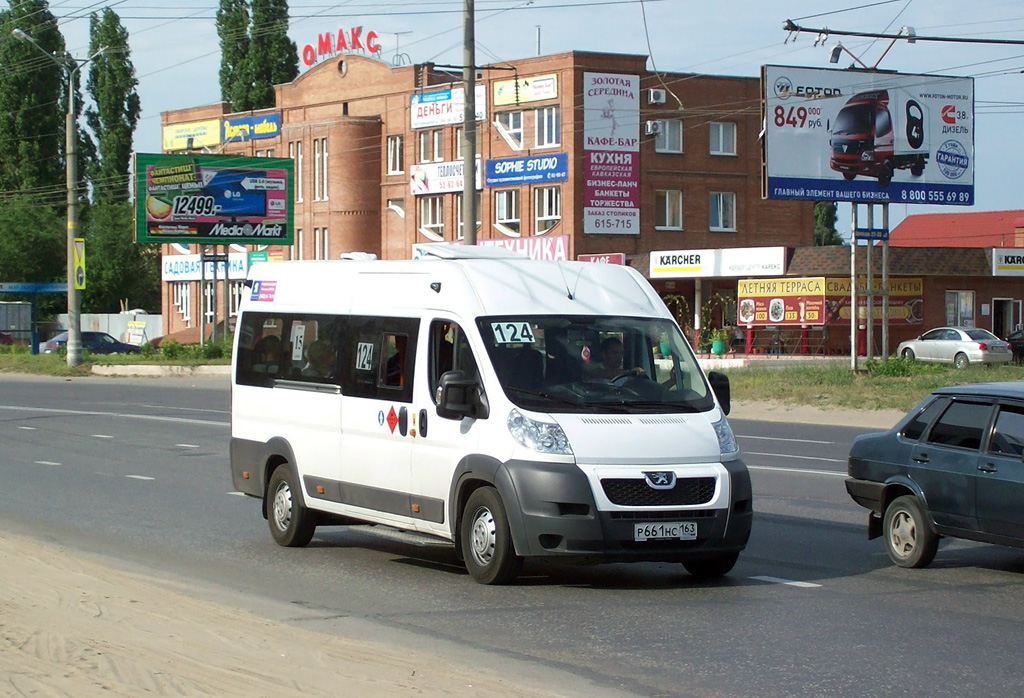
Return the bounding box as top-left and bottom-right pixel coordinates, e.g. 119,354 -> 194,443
877,161 -> 894,187
682,552 -> 739,579
883,495 -> 938,568
461,487 -> 522,585
954,352 -> 969,369
901,348 -> 915,360
267,463 -> 316,547
911,161 -> 925,177
842,172 -> 857,181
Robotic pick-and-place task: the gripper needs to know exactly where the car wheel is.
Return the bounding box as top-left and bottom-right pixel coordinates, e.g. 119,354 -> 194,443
842,172 -> 856,181
267,463 -> 316,547
461,487 -> 522,585
954,352 -> 969,369
883,495 -> 938,568
901,348 -> 915,360
682,552 -> 739,579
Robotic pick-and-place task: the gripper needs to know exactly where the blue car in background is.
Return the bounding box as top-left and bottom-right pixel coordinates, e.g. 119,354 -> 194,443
43,331 -> 140,355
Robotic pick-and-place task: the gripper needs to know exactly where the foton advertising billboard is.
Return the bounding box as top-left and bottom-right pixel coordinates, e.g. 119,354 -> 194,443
762,65 -> 974,206
134,153 -> 294,245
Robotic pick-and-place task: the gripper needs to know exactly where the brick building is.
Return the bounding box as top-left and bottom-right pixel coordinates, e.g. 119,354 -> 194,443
157,50 -> 814,340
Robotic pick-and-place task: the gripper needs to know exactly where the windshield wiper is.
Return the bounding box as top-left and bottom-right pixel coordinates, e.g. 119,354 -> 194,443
504,386 -> 582,407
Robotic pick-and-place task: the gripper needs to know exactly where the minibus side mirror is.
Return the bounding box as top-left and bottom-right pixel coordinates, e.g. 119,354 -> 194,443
436,370 -> 488,420
707,370 -> 731,415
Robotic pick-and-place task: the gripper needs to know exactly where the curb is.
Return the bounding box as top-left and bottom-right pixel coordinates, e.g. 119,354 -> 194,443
90,365 -> 231,377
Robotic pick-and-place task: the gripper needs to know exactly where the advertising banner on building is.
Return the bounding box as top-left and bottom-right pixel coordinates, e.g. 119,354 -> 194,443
410,85 -> 487,129
412,235 -> 569,261
134,153 -> 294,245
410,158 -> 482,195
824,277 -> 924,324
485,153 -> 568,187
222,113 -> 282,142
737,277 -> 826,326
161,253 -> 249,281
493,74 -> 557,107
582,72 -> 640,235
162,119 -> 222,151
762,65 -> 974,205
992,248 -> 1024,276
650,246 -> 787,279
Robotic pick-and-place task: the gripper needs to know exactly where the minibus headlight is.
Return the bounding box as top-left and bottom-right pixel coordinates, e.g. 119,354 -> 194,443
712,414 -> 739,457
507,409 -> 573,455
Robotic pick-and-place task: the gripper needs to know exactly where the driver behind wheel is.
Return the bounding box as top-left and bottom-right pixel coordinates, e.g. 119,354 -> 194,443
584,337 -> 645,380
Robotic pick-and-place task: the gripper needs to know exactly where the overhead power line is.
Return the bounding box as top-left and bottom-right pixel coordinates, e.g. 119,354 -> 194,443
783,20 -> 1024,46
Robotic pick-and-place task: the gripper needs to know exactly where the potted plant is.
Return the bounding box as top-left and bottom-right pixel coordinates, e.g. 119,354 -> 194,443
710,328 -> 729,356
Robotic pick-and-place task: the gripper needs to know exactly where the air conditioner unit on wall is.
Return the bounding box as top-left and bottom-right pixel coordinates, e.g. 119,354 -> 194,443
645,120 -> 662,136
648,88 -> 666,105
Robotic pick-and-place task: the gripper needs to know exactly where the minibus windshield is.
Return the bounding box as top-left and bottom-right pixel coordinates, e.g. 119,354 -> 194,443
478,315 -> 714,414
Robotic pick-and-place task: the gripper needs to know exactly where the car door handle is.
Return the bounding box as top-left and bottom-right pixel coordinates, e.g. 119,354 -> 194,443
978,462 -> 998,473
912,454 -> 929,463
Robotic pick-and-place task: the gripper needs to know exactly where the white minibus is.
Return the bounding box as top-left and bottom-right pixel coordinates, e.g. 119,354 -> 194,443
230,247 -> 751,584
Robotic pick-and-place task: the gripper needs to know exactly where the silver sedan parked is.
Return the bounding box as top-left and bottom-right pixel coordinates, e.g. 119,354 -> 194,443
896,326 -> 1013,368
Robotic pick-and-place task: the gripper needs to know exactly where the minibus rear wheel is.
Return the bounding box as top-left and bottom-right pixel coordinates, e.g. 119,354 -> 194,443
267,463 -> 316,547
461,487 -> 522,585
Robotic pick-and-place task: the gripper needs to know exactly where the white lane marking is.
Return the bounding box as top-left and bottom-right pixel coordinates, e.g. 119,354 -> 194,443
745,451 -> 845,464
91,434 -> 114,439
34,460 -> 61,466
0,405 -> 228,427
176,443 -> 200,448
18,426 -> 36,430
228,491 -> 247,496
126,475 -> 155,481
750,575 -> 822,588
748,465 -> 847,478
739,435 -> 834,445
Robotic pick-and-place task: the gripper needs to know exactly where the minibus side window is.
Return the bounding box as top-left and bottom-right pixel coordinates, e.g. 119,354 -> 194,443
429,320 -> 478,404
236,312 -> 287,387
340,316 -> 417,402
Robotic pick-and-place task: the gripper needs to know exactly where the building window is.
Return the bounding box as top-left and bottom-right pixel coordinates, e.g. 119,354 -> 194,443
320,137 -> 328,200
294,227 -> 303,260
945,290 -> 976,327
203,282 -> 216,324
419,195 -> 444,241
256,150 -> 265,157
455,192 -> 480,239
536,106 -> 560,148
709,192 -> 736,232
433,129 -> 443,161
266,148 -> 275,157
655,119 -> 683,153
314,227 -> 329,259
710,122 -> 737,155
496,111 -> 523,149
454,127 -> 463,160
535,186 -> 561,233
289,140 -> 303,202
313,139 -> 322,201
173,281 -> 191,327
655,190 -> 683,230
495,189 -> 520,236
229,281 -> 245,317
418,131 -> 430,163
387,198 -> 405,217
387,135 -> 404,174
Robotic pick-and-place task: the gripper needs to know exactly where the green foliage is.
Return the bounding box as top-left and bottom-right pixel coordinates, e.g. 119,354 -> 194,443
85,9 -> 140,204
140,342 -> 156,358
159,337 -> 233,361
159,339 -> 184,359
217,0 -> 252,110
814,201 -> 844,246
711,328 -> 730,343
865,356 -> 946,378
80,202 -> 160,312
246,0 -> 298,109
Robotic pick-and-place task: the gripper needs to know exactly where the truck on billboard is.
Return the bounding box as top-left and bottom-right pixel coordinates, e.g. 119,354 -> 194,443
134,153 -> 294,245
762,65 -> 974,206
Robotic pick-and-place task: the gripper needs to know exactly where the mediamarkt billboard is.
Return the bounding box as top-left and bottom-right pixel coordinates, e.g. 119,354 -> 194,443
762,65 -> 974,206
134,153 -> 294,245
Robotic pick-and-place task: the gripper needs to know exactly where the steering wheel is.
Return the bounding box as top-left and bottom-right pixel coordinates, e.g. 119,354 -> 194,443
611,369 -> 648,383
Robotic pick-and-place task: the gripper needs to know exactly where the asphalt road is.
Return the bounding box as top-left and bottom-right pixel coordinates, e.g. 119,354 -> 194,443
3,374 -> 1024,697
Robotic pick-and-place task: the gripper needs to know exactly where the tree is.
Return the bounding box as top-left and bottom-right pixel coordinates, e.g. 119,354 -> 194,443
85,9 -> 140,204
0,195 -> 64,287
814,201 -> 845,246
217,0 -> 251,110
80,203 -> 160,312
0,1 -> 67,197
246,0 -> 298,109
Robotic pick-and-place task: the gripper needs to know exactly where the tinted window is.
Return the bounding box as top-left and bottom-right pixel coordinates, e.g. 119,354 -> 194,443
339,316 -> 418,403
921,329 -> 944,341
429,320 -> 478,404
902,397 -> 948,441
874,107 -> 892,137
989,404 -> 1024,457
926,401 -> 992,451
236,311 -> 342,387
966,329 -> 998,341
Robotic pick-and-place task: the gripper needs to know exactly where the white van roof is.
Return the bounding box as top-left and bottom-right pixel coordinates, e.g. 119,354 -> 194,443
245,257 -> 669,320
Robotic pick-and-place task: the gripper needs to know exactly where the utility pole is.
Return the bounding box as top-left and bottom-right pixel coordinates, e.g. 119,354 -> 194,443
461,0 -> 478,245
14,29 -> 105,367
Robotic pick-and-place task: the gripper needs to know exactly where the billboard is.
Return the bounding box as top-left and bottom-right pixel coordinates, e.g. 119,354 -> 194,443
410,85 -> 486,129
737,277 -> 826,326
222,113 -> 282,142
134,153 -> 294,245
485,153 -> 568,187
582,72 -> 640,235
762,65 -> 974,206
162,119 -> 221,151
493,74 -> 557,107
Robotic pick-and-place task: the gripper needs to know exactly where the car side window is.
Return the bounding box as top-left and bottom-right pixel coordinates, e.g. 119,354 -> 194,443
901,397 -> 948,441
428,320 -> 478,404
925,401 -> 992,451
988,405 -> 1024,457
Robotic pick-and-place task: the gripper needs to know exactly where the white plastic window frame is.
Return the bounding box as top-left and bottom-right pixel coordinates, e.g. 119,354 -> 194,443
494,189 -> 520,237
455,192 -> 481,239
534,186 -> 561,233
709,191 -> 737,232
387,135 -> 404,175
655,189 -> 683,230
655,119 -> 683,153
495,111 -> 523,150
536,106 -> 560,148
419,195 -> 444,241
710,121 -> 737,156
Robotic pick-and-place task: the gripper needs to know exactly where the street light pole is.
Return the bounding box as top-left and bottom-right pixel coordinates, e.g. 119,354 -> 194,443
13,29 -> 104,366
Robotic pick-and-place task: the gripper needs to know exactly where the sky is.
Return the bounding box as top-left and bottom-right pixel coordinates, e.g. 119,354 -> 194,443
48,0 -> 1024,239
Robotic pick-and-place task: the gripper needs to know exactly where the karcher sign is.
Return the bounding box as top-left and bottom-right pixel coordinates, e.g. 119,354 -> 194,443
649,246 -> 786,279
992,248 -> 1024,276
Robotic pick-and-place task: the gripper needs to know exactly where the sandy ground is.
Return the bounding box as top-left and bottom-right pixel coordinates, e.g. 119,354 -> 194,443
0,401 -> 893,697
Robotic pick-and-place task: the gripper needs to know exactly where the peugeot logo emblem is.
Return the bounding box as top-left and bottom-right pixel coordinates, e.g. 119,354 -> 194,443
643,471 -> 676,490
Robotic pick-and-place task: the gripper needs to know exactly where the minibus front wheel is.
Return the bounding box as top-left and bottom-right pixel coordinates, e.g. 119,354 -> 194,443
461,487 -> 522,585
267,463 -> 316,547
